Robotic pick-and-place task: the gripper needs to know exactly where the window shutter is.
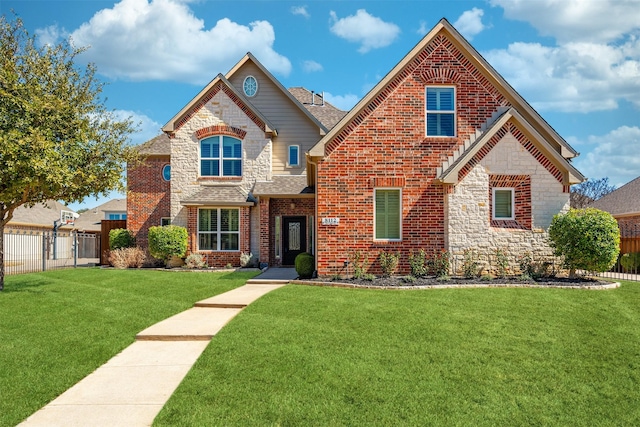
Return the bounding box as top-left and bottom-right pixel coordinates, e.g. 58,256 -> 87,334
376,190 -> 400,239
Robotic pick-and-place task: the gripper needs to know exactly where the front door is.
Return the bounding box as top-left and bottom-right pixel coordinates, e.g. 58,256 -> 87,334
282,216 -> 306,266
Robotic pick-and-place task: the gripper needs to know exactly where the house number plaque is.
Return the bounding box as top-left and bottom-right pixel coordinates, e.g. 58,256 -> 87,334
321,217 -> 340,225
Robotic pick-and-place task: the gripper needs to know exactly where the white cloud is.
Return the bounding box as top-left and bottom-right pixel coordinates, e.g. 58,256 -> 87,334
483,37 -> 640,112
572,126 -> 640,187
35,25 -> 69,47
329,9 -> 400,53
41,0 -> 291,84
302,60 -> 323,73
112,110 -> 162,146
417,20 -> 428,36
490,0 -> 640,44
324,92 -> 359,110
453,8 -> 486,40
291,6 -> 310,18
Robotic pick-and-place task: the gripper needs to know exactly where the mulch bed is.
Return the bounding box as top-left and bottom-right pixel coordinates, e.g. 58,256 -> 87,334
293,275 -> 618,290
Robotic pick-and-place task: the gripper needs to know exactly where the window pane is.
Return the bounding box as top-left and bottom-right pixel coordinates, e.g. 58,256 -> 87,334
426,88 -> 454,111
223,159 -> 241,176
375,190 -> 401,239
220,209 -> 239,232
199,233 -> 217,251
427,113 -> 455,137
223,137 -> 241,158
221,233 -> 239,250
289,146 -> 299,166
495,190 -> 513,218
199,209 -> 217,232
201,159 -> 219,176
201,138 -> 219,158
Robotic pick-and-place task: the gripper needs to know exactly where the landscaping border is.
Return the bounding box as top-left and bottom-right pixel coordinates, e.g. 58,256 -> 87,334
291,280 -> 621,291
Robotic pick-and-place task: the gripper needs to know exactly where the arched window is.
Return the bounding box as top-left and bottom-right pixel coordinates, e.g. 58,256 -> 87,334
200,136 -> 242,177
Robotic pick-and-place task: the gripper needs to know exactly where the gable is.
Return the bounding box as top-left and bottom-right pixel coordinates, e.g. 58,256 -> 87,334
310,18 -> 578,161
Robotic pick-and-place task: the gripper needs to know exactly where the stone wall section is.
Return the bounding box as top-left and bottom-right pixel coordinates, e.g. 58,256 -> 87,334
446,132 -> 570,274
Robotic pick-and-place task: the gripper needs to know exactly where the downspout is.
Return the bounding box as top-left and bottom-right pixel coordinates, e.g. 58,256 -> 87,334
306,153 -> 319,276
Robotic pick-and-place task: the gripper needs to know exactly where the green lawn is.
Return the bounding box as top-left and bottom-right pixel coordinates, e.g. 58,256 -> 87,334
0,268 -> 258,427
155,282 -> 640,426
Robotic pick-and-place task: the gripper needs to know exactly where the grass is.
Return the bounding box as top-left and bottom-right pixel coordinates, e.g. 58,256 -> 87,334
0,268 -> 258,427
155,281 -> 640,426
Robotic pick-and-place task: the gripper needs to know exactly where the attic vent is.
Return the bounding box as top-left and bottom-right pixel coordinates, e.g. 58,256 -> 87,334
310,90 -> 325,107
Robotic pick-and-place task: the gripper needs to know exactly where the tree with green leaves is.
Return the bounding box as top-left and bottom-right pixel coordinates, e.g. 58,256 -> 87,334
548,208 -> 620,278
0,16 -> 138,290
570,177 -> 616,208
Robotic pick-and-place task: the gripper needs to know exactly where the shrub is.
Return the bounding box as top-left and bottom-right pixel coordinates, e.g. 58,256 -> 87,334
518,252 -> 534,277
548,208 -> 620,277
409,249 -> 427,277
240,252 -> 257,268
494,248 -> 509,278
295,252 -> 315,279
349,250 -> 369,279
148,225 -> 188,264
620,252 -> 640,273
378,251 -> 399,277
109,228 -> 134,250
429,250 -> 450,278
108,247 -> 146,269
462,249 -> 480,278
184,253 -> 207,269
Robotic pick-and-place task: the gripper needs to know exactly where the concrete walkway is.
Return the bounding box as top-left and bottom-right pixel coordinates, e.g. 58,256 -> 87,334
19,281 -> 286,427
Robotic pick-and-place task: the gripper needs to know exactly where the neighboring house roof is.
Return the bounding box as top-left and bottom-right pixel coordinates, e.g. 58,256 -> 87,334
589,176 -> 640,217
74,199 -> 127,232
437,107 -> 584,184
309,18 -> 579,162
180,187 -> 256,207
253,175 -> 315,197
8,201 -> 75,229
288,87 -> 348,130
138,133 -> 171,156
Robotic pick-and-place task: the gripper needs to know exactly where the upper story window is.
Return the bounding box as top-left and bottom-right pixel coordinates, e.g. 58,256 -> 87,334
200,136 -> 242,177
426,87 -> 455,137
288,145 -> 300,167
243,75 -> 258,97
108,213 -> 127,220
162,164 -> 171,181
492,188 -> 515,220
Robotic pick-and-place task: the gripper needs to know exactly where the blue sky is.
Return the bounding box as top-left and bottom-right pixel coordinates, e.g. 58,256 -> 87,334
4,0 -> 640,211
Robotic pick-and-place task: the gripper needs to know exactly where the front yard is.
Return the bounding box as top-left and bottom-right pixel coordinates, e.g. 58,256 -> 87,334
0,268 -> 257,427
155,282 -> 640,426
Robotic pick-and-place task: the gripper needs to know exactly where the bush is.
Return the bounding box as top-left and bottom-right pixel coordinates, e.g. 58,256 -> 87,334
148,225 -> 188,264
409,249 -> 427,277
109,228 -> 134,250
240,252 -> 257,268
295,252 -> 315,279
184,253 -> 207,269
620,252 -> 640,273
349,250 -> 369,279
462,249 -> 480,278
378,251 -> 399,277
548,208 -> 620,277
494,248 -> 509,278
428,250 -> 450,278
108,247 -> 146,269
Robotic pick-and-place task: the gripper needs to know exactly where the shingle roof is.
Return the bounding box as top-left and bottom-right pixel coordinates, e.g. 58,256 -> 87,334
137,134 -> 171,156
9,201 -> 76,229
588,176 -> 640,216
253,175 -> 314,196
74,199 -> 127,232
180,186 -> 256,206
288,87 -> 348,130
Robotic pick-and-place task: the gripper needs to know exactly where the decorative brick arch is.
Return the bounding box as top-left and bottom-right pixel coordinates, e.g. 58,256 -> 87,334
418,67 -> 462,84
195,124 -> 247,140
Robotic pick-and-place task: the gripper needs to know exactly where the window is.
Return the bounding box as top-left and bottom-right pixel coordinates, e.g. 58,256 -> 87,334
288,145 -> 299,167
374,189 -> 401,240
200,136 -> 242,177
108,213 -> 126,220
161,217 -> 171,226
493,188 -> 514,220
162,164 -> 171,181
198,208 -> 240,251
426,87 -> 455,136
243,75 -> 258,97
275,216 -> 281,259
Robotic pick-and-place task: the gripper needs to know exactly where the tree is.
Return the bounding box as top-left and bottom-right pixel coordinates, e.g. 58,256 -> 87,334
570,177 -> 616,208
0,16 -> 138,290
548,208 -> 620,277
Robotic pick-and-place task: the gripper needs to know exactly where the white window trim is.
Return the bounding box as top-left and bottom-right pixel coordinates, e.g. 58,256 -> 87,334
425,85 -> 456,137
199,136 -> 242,177
287,145 -> 300,168
492,187 -> 515,220
373,187 -> 402,242
243,75 -> 258,97
197,207 -> 241,252
160,217 -> 171,226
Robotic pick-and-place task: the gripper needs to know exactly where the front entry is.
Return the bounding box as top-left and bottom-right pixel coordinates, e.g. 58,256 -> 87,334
282,216 -> 306,266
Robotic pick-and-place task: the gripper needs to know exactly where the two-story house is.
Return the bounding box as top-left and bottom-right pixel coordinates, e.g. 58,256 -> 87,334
129,18 -> 585,274
127,53 -> 346,267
